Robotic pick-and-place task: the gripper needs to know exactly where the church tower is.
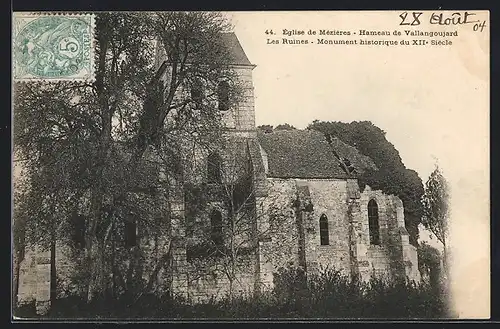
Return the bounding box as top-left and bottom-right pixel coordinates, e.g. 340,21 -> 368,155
217,33 -> 257,136
153,32 -> 257,136
153,32 -> 268,301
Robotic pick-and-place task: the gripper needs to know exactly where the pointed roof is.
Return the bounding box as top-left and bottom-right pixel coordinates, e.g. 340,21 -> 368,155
154,32 -> 253,72
221,32 -> 253,66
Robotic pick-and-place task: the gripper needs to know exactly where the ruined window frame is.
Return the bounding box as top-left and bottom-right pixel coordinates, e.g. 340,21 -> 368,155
125,216 -> 138,248
210,209 -> 223,247
217,80 -> 230,111
207,152 -> 223,184
190,77 -> 204,108
368,199 -> 381,245
72,213 -> 86,250
319,214 -> 330,246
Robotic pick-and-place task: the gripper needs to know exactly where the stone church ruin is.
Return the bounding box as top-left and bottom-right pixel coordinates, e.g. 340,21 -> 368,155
16,32 -> 420,312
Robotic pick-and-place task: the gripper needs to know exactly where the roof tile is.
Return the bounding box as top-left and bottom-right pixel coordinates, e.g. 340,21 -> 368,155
221,33 -> 253,66
257,130 -> 376,179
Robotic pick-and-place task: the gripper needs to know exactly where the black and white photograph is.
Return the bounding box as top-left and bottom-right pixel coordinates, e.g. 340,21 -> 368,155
11,10 -> 490,320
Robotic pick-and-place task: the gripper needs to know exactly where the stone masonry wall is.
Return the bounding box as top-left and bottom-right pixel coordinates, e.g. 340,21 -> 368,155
259,179 -> 300,278
18,243 -> 81,303
17,248 -> 37,305
232,67 -> 256,132
302,179 -> 352,276
185,253 -> 256,303
260,178 -> 354,287
54,244 -> 84,298
182,199 -> 258,302
357,187 -> 393,281
356,186 -> 420,282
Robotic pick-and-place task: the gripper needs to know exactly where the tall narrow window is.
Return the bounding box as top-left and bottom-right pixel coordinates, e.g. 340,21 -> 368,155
319,214 -> 329,246
217,81 -> 230,111
368,199 -> 380,245
71,213 -> 86,249
207,152 -> 222,183
125,217 -> 137,248
210,210 -> 223,247
191,78 -> 204,107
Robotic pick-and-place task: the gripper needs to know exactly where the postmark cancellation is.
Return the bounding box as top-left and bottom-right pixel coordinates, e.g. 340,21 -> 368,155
13,13 -> 95,82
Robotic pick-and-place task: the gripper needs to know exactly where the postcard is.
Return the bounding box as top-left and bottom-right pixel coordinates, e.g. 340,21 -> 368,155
12,10 -> 490,320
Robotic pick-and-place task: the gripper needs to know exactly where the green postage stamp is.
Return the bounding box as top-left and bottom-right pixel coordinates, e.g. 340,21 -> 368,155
13,13 -> 95,81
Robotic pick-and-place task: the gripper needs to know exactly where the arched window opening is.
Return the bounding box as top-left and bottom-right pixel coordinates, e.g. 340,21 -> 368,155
207,152 -> 222,183
368,199 -> 380,245
217,81 -> 230,111
191,78 -> 204,106
210,210 -> 223,247
319,214 -> 330,246
125,217 -> 137,248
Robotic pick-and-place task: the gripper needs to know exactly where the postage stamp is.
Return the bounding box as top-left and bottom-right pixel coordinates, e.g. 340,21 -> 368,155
12,13 -> 95,81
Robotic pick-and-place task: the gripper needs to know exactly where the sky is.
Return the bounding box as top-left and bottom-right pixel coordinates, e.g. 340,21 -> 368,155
227,11 -> 490,318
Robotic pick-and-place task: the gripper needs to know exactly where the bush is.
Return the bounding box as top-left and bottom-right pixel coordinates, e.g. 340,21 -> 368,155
13,266 -> 448,319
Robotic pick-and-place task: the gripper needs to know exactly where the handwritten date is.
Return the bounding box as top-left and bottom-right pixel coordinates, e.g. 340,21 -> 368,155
400,11 -> 480,26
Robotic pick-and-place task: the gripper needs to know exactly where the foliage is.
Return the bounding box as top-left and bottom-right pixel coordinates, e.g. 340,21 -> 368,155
307,120 -> 425,246
180,140 -> 257,300
186,242 -> 254,261
417,242 -> 442,287
182,141 -> 313,301
257,123 -> 297,133
274,123 -> 296,130
421,165 -> 449,246
421,165 -> 449,276
260,180 -> 304,269
257,124 -> 273,133
15,266 -> 448,319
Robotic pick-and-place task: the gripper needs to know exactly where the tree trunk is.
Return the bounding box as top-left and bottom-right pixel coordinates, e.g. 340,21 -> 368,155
85,15 -> 113,302
111,220 -> 116,299
82,54 -> 160,304
442,239 -> 448,279
50,227 -> 57,304
228,278 -> 234,304
441,239 -> 454,316
85,189 -> 106,303
13,216 -> 26,308
227,252 -> 235,304
83,14 -> 174,304
85,243 -> 103,303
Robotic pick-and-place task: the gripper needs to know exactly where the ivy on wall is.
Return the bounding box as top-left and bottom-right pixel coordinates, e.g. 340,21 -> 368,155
308,120 -> 424,246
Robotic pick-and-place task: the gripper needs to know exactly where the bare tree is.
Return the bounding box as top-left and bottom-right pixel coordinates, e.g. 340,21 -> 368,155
183,140 -> 310,302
